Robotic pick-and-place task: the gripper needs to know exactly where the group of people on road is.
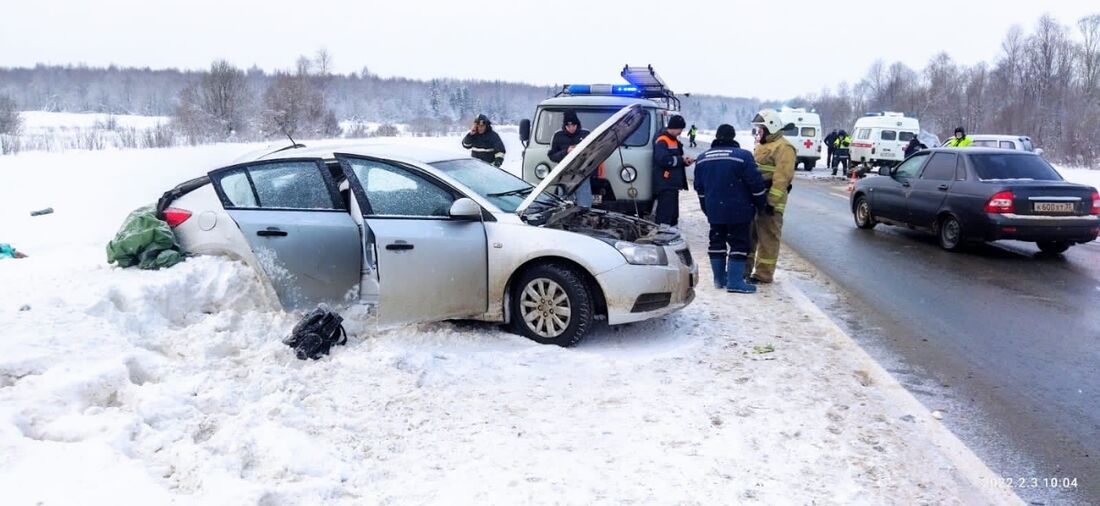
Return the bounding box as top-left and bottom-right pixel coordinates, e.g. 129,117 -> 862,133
651,110 -> 794,294
824,129 -> 852,176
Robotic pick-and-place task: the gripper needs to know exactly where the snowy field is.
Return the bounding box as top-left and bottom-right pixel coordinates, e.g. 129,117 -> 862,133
1,132 -> 1022,504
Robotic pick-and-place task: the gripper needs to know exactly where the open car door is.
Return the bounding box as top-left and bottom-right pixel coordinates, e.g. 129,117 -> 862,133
207,158 -> 362,309
336,154 -> 489,326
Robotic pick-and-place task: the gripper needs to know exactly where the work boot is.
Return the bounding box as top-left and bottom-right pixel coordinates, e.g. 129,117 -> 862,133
726,259 -> 757,294
709,256 -> 726,289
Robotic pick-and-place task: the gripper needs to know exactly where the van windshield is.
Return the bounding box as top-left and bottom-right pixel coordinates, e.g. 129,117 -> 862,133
535,108 -> 651,147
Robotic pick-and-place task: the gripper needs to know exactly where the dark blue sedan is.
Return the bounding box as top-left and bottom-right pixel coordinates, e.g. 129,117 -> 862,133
850,148 -> 1100,253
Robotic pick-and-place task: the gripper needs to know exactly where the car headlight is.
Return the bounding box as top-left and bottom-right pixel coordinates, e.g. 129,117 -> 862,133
620,165 -> 637,183
614,241 -> 668,266
534,163 -> 550,179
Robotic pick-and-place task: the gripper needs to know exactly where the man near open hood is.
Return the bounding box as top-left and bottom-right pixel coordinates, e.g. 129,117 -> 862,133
652,114 -> 695,227
548,110 -> 595,206
462,114 -> 506,167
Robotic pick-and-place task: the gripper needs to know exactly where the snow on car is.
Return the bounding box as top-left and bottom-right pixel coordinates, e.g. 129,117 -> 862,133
157,105 -> 697,346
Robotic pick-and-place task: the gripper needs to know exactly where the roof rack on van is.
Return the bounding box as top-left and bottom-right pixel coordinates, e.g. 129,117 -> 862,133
555,65 -> 681,110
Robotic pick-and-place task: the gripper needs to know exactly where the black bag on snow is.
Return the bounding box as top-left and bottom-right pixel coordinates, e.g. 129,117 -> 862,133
282,304 -> 347,360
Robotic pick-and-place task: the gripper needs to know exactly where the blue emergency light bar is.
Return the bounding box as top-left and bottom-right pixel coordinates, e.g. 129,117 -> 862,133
565,84 -> 641,96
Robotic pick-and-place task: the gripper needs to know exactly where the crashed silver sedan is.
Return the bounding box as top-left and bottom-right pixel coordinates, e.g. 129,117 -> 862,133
156,105 -> 696,346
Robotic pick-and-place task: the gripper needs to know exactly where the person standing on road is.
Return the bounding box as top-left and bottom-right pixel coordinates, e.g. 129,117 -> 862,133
824,129 -> 838,168
831,129 -> 852,176
548,110 -> 595,206
746,109 -> 797,284
652,114 -> 695,227
688,124 -> 698,148
694,124 -> 767,293
945,126 -> 972,147
462,114 -> 506,167
903,136 -> 928,158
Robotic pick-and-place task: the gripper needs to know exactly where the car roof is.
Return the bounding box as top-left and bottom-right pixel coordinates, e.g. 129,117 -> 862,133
538,96 -> 662,108
254,141 -> 468,164
967,134 -> 1031,141
921,147 -> 1038,156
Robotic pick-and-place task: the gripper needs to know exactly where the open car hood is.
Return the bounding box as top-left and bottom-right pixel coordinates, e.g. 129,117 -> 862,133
516,104 -> 647,215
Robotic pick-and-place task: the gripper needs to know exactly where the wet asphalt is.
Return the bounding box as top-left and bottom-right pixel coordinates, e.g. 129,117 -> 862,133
775,172 -> 1100,505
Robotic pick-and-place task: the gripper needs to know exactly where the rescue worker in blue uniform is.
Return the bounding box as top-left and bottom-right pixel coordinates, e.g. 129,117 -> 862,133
652,114 -> 695,227
693,124 -> 768,293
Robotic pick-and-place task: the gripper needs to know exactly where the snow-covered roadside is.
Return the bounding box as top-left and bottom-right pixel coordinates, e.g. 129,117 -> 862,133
1,137 -> 1018,504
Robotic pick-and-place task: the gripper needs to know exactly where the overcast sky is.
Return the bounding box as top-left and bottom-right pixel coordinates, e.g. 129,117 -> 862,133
2,1 -> 1097,99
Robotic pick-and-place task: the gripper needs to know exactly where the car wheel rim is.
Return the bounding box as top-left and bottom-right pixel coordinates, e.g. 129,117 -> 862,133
857,200 -> 870,225
942,219 -> 960,247
520,278 -> 571,338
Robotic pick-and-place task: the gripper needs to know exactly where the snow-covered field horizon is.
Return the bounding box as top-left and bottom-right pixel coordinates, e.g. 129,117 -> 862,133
0,130 -> 1025,505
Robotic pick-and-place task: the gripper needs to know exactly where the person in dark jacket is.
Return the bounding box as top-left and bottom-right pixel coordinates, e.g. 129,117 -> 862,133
831,129 -> 851,176
548,110 -> 594,206
823,129 -> 838,168
652,114 -> 695,227
903,136 -> 927,158
462,114 -> 506,167
694,124 -> 766,293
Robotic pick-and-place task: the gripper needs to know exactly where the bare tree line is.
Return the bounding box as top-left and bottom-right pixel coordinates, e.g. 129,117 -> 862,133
790,13 -> 1100,167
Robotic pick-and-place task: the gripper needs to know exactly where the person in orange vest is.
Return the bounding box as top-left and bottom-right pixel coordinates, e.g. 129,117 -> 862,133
652,114 -> 695,227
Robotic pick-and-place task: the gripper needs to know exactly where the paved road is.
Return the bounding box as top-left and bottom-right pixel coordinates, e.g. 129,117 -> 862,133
775,173 -> 1100,505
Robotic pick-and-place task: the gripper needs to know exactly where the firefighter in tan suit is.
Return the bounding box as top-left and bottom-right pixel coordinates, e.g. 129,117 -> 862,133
746,109 -> 796,283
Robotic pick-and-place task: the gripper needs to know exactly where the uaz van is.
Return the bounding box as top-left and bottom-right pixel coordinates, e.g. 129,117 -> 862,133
849,112 -> 920,169
777,108 -> 822,171
518,66 -> 681,216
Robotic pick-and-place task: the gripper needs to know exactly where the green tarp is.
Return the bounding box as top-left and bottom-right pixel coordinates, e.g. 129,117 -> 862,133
106,206 -> 185,270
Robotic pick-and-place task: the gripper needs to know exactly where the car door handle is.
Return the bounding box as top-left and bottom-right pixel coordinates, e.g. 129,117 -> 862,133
901,181 -> 910,187
386,242 -> 414,251
256,228 -> 288,237
937,184 -> 949,191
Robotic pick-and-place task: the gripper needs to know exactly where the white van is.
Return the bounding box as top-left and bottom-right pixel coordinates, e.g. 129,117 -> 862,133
777,108 -> 822,170
849,112 -> 920,168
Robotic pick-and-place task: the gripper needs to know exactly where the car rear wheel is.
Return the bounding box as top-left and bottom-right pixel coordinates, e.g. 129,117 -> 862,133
1036,241 -> 1070,255
938,215 -> 964,252
511,263 -> 593,347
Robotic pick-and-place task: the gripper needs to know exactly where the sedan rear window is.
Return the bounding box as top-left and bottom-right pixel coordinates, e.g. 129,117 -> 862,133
969,154 -> 1063,181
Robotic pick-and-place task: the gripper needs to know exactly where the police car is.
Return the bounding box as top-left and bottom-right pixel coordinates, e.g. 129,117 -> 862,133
518,65 -> 681,216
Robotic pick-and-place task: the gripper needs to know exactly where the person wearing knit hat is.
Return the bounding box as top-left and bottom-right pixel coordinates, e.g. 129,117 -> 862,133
548,110 -> 595,206
693,124 -> 767,293
652,114 -> 695,227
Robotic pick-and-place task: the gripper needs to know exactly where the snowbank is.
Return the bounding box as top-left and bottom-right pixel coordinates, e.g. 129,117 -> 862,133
0,135 -> 1017,504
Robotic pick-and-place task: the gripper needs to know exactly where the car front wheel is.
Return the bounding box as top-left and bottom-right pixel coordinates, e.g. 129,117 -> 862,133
511,263 -> 594,347
853,196 -> 875,229
1036,241 -> 1070,255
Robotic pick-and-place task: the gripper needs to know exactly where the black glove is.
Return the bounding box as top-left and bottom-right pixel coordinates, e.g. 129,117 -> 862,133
760,205 -> 775,216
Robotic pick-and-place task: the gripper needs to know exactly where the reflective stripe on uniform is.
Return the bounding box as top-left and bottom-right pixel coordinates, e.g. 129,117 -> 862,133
757,164 -> 777,173
494,152 -> 505,158
769,188 -> 787,198
757,257 -> 777,265
774,203 -> 786,213
470,147 -> 495,152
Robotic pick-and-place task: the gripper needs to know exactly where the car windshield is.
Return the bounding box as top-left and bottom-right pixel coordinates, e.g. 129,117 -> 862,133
535,108 -> 651,146
430,158 -> 560,213
969,153 -> 1063,181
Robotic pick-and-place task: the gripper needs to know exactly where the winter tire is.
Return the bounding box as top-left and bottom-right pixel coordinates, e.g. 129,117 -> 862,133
1036,241 -> 1070,255
806,160 -> 815,171
511,263 -> 593,347
853,196 -> 876,230
938,215 -> 964,252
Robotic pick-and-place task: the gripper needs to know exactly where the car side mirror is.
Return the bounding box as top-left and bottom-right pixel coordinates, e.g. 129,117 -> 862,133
519,119 -> 531,147
449,197 -> 482,221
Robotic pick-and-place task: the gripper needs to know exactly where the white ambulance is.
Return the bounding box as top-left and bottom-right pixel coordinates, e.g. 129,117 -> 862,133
777,108 -> 822,171
849,112 -> 920,168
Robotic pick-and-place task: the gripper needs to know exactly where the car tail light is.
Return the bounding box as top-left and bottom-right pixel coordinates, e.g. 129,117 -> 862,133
984,191 -> 1015,214
163,207 -> 192,228
1092,191 -> 1099,215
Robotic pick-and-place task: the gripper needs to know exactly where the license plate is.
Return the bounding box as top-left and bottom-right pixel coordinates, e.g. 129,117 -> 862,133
1033,202 -> 1075,213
